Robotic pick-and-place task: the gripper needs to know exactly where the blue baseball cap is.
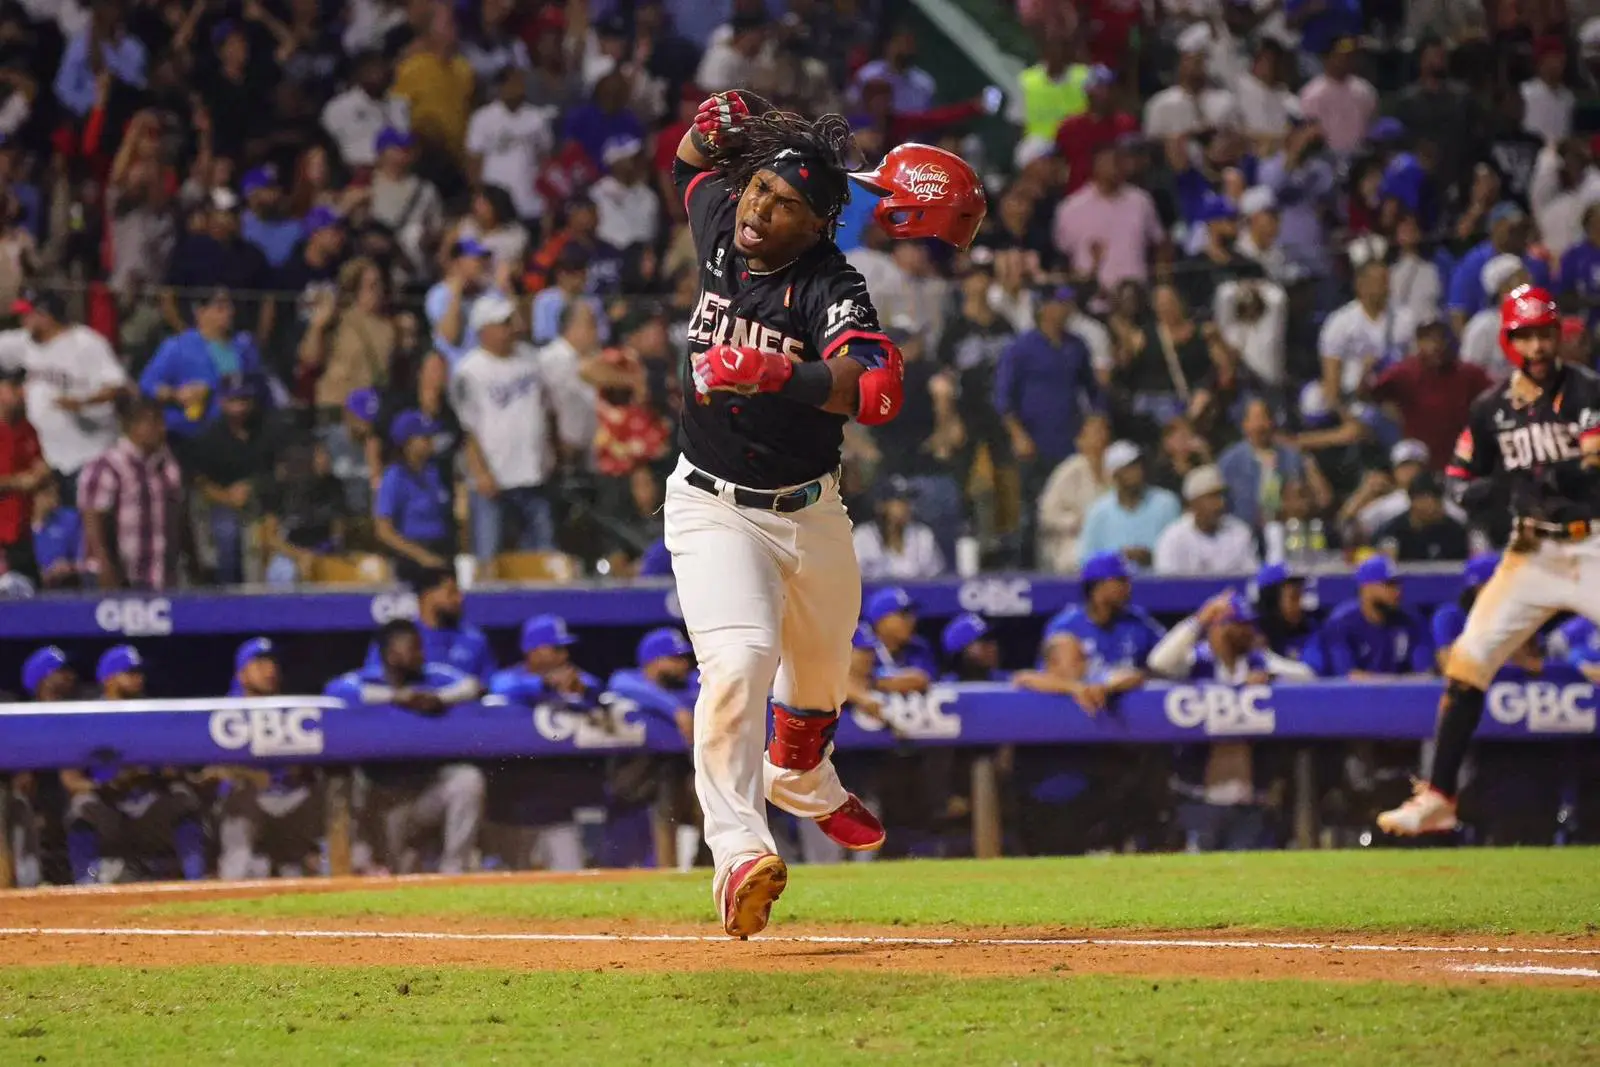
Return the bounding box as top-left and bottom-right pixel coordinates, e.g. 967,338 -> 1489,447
1080,551 -> 1130,585
1355,555 -> 1399,587
1367,116 -> 1407,143
451,237 -> 492,259
864,586 -> 917,625
1255,562 -> 1291,589
1464,552 -> 1501,590
521,613 -> 577,652
941,613 -> 991,657
1196,192 -> 1239,223
375,126 -> 415,154
1223,591 -> 1258,625
851,621 -> 878,651
305,206 -> 344,234
345,387 -> 380,423
234,636 -> 276,673
96,645 -> 143,685
637,626 -> 693,665
389,409 -> 436,447
21,645 -> 69,696
1084,64 -> 1116,90
241,165 -> 278,195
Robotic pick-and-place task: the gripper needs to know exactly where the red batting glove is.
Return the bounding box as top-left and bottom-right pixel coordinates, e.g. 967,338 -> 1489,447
693,92 -> 752,148
691,344 -> 793,396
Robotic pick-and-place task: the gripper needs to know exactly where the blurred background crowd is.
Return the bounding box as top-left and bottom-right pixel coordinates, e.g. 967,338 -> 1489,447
0,0 -> 1594,594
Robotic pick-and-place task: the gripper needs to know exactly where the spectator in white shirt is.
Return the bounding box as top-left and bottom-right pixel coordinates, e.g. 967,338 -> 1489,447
854,476 -> 946,580
1154,464 -> 1261,575
466,67 -> 555,226
1234,185 -> 1297,286
1215,276 -> 1288,386
1143,25 -> 1240,139
1318,259 -> 1417,403
452,186 -> 528,272
321,52 -> 410,170
1389,214 -> 1443,322
1530,138 -> 1600,260
1063,288 -> 1112,379
369,128 -> 444,284
1459,254 -> 1529,380
592,137 -> 661,252
1037,413 -> 1111,573
696,13 -> 772,93
451,295 -> 585,562
8,292 -> 128,491
1232,38 -> 1296,151
1351,438 -> 1468,541
1522,37 -> 1574,143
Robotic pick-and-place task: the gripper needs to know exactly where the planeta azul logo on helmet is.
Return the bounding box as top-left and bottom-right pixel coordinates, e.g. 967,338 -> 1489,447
901,163 -> 950,202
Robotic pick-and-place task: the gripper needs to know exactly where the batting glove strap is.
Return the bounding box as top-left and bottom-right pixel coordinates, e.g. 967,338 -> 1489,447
694,91 -> 753,148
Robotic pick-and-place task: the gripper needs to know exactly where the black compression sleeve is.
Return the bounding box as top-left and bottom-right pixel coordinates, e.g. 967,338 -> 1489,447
777,359 -> 834,408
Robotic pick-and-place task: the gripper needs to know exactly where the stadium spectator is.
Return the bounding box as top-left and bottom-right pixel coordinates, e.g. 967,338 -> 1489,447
392,4 -> 475,166
239,167 -> 301,271
1153,464 -> 1260,575
1148,590 -> 1314,850
1217,398 -> 1305,529
189,375 -> 274,585
1368,318 -> 1492,471
1318,259 -> 1417,404
1143,26 -> 1238,139
1460,254 -> 1532,378
531,247 -> 607,345
213,638 -> 325,880
29,477 -> 83,590
1521,36 -> 1573,142
1384,213 -> 1443,324
299,258 -> 397,414
1146,415 -> 1213,500
140,288 -> 265,450
863,587 -> 938,694
272,207 -> 350,332
259,438 -> 349,587
453,186 -> 529,275
326,618 -> 485,875
1037,413 -> 1111,574
321,51 -> 409,171
1111,284 -> 1216,436
941,612 -> 1007,682
466,68 -> 553,228
593,137 -> 661,253
8,291 -> 127,495
369,127 -> 445,283
1391,37 -> 1482,185
1373,471 -> 1470,563
1253,562 -> 1321,662
0,363 -> 45,580
1296,37 -> 1375,158
1445,202 -> 1548,326
373,410 -> 453,581
78,398 -> 192,592
525,194 -> 624,296
1529,138 -> 1600,260
161,190 -> 274,339
1346,439 -> 1469,544
851,24 -> 935,114
1256,119 -> 1337,279
1077,440 -> 1181,568
1215,273 -> 1289,387
53,0 -> 145,119
455,293 -> 582,559
1315,555 -> 1432,678
854,475 -> 945,581
1052,145 -> 1166,291
60,645 -> 206,885
1015,551 -> 1164,708
1233,38 -> 1295,151
423,238 -> 497,366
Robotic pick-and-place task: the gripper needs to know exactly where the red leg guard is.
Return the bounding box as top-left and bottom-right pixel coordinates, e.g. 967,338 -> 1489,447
767,703 -> 839,771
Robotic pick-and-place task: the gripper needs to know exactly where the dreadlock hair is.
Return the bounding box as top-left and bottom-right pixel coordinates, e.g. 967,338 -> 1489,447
706,110 -> 857,237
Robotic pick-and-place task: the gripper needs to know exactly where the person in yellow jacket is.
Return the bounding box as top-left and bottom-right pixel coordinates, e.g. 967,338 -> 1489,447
1017,38 -> 1091,156
394,6 -> 476,164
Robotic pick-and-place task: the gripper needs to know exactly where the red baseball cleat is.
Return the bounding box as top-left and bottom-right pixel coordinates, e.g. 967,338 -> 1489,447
814,793 -> 886,852
721,853 -> 788,939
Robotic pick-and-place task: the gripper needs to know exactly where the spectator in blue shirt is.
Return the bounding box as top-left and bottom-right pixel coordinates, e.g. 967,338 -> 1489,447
54,5 -> 147,117
240,166 -> 304,269
530,246 -> 608,345
363,567 -> 494,681
1016,551 -> 1165,711
1558,204 -> 1600,328
423,238 -> 499,366
1077,441 -> 1182,569
1317,555 -> 1432,677
1284,0 -> 1364,65
1444,203 -> 1549,325
140,288 -> 264,442
1253,563 -> 1322,663
325,618 -> 484,874
30,477 -> 83,590
941,613 -> 1008,682
374,410 -> 454,583
864,586 -> 939,692
562,71 -> 645,174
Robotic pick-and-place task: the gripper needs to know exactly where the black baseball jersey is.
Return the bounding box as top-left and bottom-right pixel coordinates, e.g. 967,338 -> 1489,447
673,157 -> 890,489
1447,363 -> 1600,525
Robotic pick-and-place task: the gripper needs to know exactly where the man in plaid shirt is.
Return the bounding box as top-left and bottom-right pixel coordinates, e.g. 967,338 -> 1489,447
78,398 -> 197,591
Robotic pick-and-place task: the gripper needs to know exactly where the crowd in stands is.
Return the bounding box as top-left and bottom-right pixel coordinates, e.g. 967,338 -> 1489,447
0,1 -> 1594,592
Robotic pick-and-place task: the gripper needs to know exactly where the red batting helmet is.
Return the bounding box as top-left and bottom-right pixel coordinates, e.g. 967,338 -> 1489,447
849,143 -> 988,251
1499,284 -> 1560,368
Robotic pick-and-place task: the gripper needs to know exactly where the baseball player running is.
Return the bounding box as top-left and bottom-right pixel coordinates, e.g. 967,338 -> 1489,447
1380,286 -> 1600,835
667,90 -> 985,936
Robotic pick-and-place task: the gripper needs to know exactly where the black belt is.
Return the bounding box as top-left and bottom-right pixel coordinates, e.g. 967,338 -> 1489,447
1515,517 -> 1597,541
686,468 -> 824,513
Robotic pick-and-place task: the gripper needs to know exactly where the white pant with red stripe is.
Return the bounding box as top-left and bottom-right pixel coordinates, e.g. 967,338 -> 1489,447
663,455 -> 855,900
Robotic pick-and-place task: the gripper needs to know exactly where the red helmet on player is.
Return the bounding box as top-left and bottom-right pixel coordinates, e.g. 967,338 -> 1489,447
1499,284 -> 1561,368
849,143 -> 988,251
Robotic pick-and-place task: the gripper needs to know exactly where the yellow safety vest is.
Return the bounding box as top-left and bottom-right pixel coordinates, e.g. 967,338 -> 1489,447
1019,63 -> 1090,142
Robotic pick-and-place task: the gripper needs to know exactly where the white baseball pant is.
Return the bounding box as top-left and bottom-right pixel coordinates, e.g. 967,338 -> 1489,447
1447,534 -> 1600,688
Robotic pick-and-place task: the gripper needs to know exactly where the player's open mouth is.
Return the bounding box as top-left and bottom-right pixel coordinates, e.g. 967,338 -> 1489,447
738,222 -> 765,246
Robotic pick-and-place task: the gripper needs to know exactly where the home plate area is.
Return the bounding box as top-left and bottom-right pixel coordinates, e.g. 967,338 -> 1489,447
0,874 -> 1595,987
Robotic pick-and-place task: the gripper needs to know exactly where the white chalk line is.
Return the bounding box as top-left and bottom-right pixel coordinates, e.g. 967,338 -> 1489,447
0,871 -> 614,899
1449,964 -> 1600,979
1,926 -> 1598,960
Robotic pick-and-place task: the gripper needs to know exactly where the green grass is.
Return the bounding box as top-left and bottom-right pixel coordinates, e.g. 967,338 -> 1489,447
1,967 -> 1595,1066
159,850 -> 1600,935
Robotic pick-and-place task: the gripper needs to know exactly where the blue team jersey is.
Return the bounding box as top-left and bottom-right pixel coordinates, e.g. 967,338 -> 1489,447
1040,605 -> 1166,678
1431,603 -> 1466,652
364,621 -> 497,681
1560,617 -> 1600,668
1318,600 -> 1432,675
873,636 -> 940,680
324,662 -> 475,703
605,668 -> 699,722
488,664 -> 602,705
1186,642 -> 1269,682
